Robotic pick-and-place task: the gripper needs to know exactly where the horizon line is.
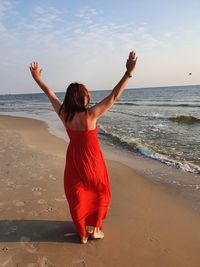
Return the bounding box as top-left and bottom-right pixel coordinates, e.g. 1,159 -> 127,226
0,83 -> 199,96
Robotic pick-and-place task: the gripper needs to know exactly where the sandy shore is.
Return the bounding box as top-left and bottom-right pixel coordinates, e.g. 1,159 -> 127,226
0,115 -> 200,267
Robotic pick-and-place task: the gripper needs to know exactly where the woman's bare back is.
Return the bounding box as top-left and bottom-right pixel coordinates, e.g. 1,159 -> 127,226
65,110 -> 97,131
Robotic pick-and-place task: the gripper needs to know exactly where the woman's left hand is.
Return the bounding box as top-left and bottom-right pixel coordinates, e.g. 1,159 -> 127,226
126,51 -> 137,76
29,61 -> 42,81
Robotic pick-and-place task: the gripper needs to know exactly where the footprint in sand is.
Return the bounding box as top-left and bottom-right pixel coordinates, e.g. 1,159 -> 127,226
29,210 -> 39,216
49,174 -> 57,181
7,181 -> 16,189
32,187 -> 43,192
32,187 -> 43,196
70,258 -> 88,267
20,237 -> 39,254
13,200 -> 25,207
55,198 -> 65,202
1,247 -> 9,252
46,207 -> 53,212
149,236 -> 159,243
37,256 -> 55,267
38,199 -> 46,204
162,247 -> 172,254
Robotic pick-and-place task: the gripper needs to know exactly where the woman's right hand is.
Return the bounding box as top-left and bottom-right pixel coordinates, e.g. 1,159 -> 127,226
126,51 -> 137,76
29,61 -> 43,81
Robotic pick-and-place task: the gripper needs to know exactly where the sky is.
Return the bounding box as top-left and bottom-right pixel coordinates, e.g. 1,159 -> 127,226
0,0 -> 200,94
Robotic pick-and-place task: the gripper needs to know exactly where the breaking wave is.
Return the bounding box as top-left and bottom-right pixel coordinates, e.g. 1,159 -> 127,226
99,124 -> 200,174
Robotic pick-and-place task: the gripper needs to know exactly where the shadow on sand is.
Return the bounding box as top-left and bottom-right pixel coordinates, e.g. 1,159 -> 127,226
0,220 -> 80,243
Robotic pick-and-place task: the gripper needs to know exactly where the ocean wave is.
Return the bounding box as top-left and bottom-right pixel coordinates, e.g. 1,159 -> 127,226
90,101 -> 138,106
103,101 -> 200,107
170,115 -> 200,124
98,125 -> 200,174
147,103 -> 200,108
136,146 -> 200,174
109,110 -> 200,124
115,102 -> 138,106
109,110 -> 167,119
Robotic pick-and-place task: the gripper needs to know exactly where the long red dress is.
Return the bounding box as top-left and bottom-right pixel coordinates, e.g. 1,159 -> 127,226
64,110 -> 111,238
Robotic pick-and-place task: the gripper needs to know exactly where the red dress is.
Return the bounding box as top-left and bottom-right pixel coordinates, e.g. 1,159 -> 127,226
64,110 -> 111,238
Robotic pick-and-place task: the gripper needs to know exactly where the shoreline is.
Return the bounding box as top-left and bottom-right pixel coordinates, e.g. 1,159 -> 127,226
1,110 -> 199,176
1,115 -> 200,266
1,113 -> 200,215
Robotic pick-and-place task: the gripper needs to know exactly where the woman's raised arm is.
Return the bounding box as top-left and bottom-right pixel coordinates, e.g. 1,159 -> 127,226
89,51 -> 137,120
29,62 -> 65,124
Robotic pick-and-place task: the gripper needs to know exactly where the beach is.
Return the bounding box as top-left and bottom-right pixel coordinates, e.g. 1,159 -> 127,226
0,115 -> 200,267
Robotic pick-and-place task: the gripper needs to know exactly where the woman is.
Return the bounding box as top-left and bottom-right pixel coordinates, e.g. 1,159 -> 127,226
29,51 -> 137,244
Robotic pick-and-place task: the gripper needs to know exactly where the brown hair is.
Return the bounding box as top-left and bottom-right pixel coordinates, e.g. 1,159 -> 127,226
59,83 -> 91,122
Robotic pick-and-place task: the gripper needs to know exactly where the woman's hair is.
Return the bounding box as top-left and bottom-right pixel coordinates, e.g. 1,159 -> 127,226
59,82 -> 91,122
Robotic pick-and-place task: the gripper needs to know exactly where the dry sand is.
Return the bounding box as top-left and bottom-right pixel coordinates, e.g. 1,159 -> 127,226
0,115 -> 200,267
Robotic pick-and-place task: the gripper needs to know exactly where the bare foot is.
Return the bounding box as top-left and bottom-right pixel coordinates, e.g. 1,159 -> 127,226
91,227 -> 104,239
81,234 -> 89,244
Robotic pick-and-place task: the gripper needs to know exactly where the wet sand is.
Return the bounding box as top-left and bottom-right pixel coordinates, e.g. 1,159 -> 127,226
0,115 -> 200,267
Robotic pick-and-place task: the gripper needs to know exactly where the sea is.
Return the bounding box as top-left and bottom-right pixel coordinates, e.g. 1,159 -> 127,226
0,85 -> 200,175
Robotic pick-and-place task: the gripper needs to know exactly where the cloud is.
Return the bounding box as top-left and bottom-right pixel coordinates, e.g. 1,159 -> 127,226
75,6 -> 99,25
0,0 -> 16,32
0,2 -> 199,94
16,4 -> 67,39
76,6 -> 99,18
0,0 -> 14,15
31,5 -> 65,30
0,2 -> 171,52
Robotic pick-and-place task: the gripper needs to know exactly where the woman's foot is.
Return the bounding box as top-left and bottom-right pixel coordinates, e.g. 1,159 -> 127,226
80,234 -> 89,244
91,227 -> 104,239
